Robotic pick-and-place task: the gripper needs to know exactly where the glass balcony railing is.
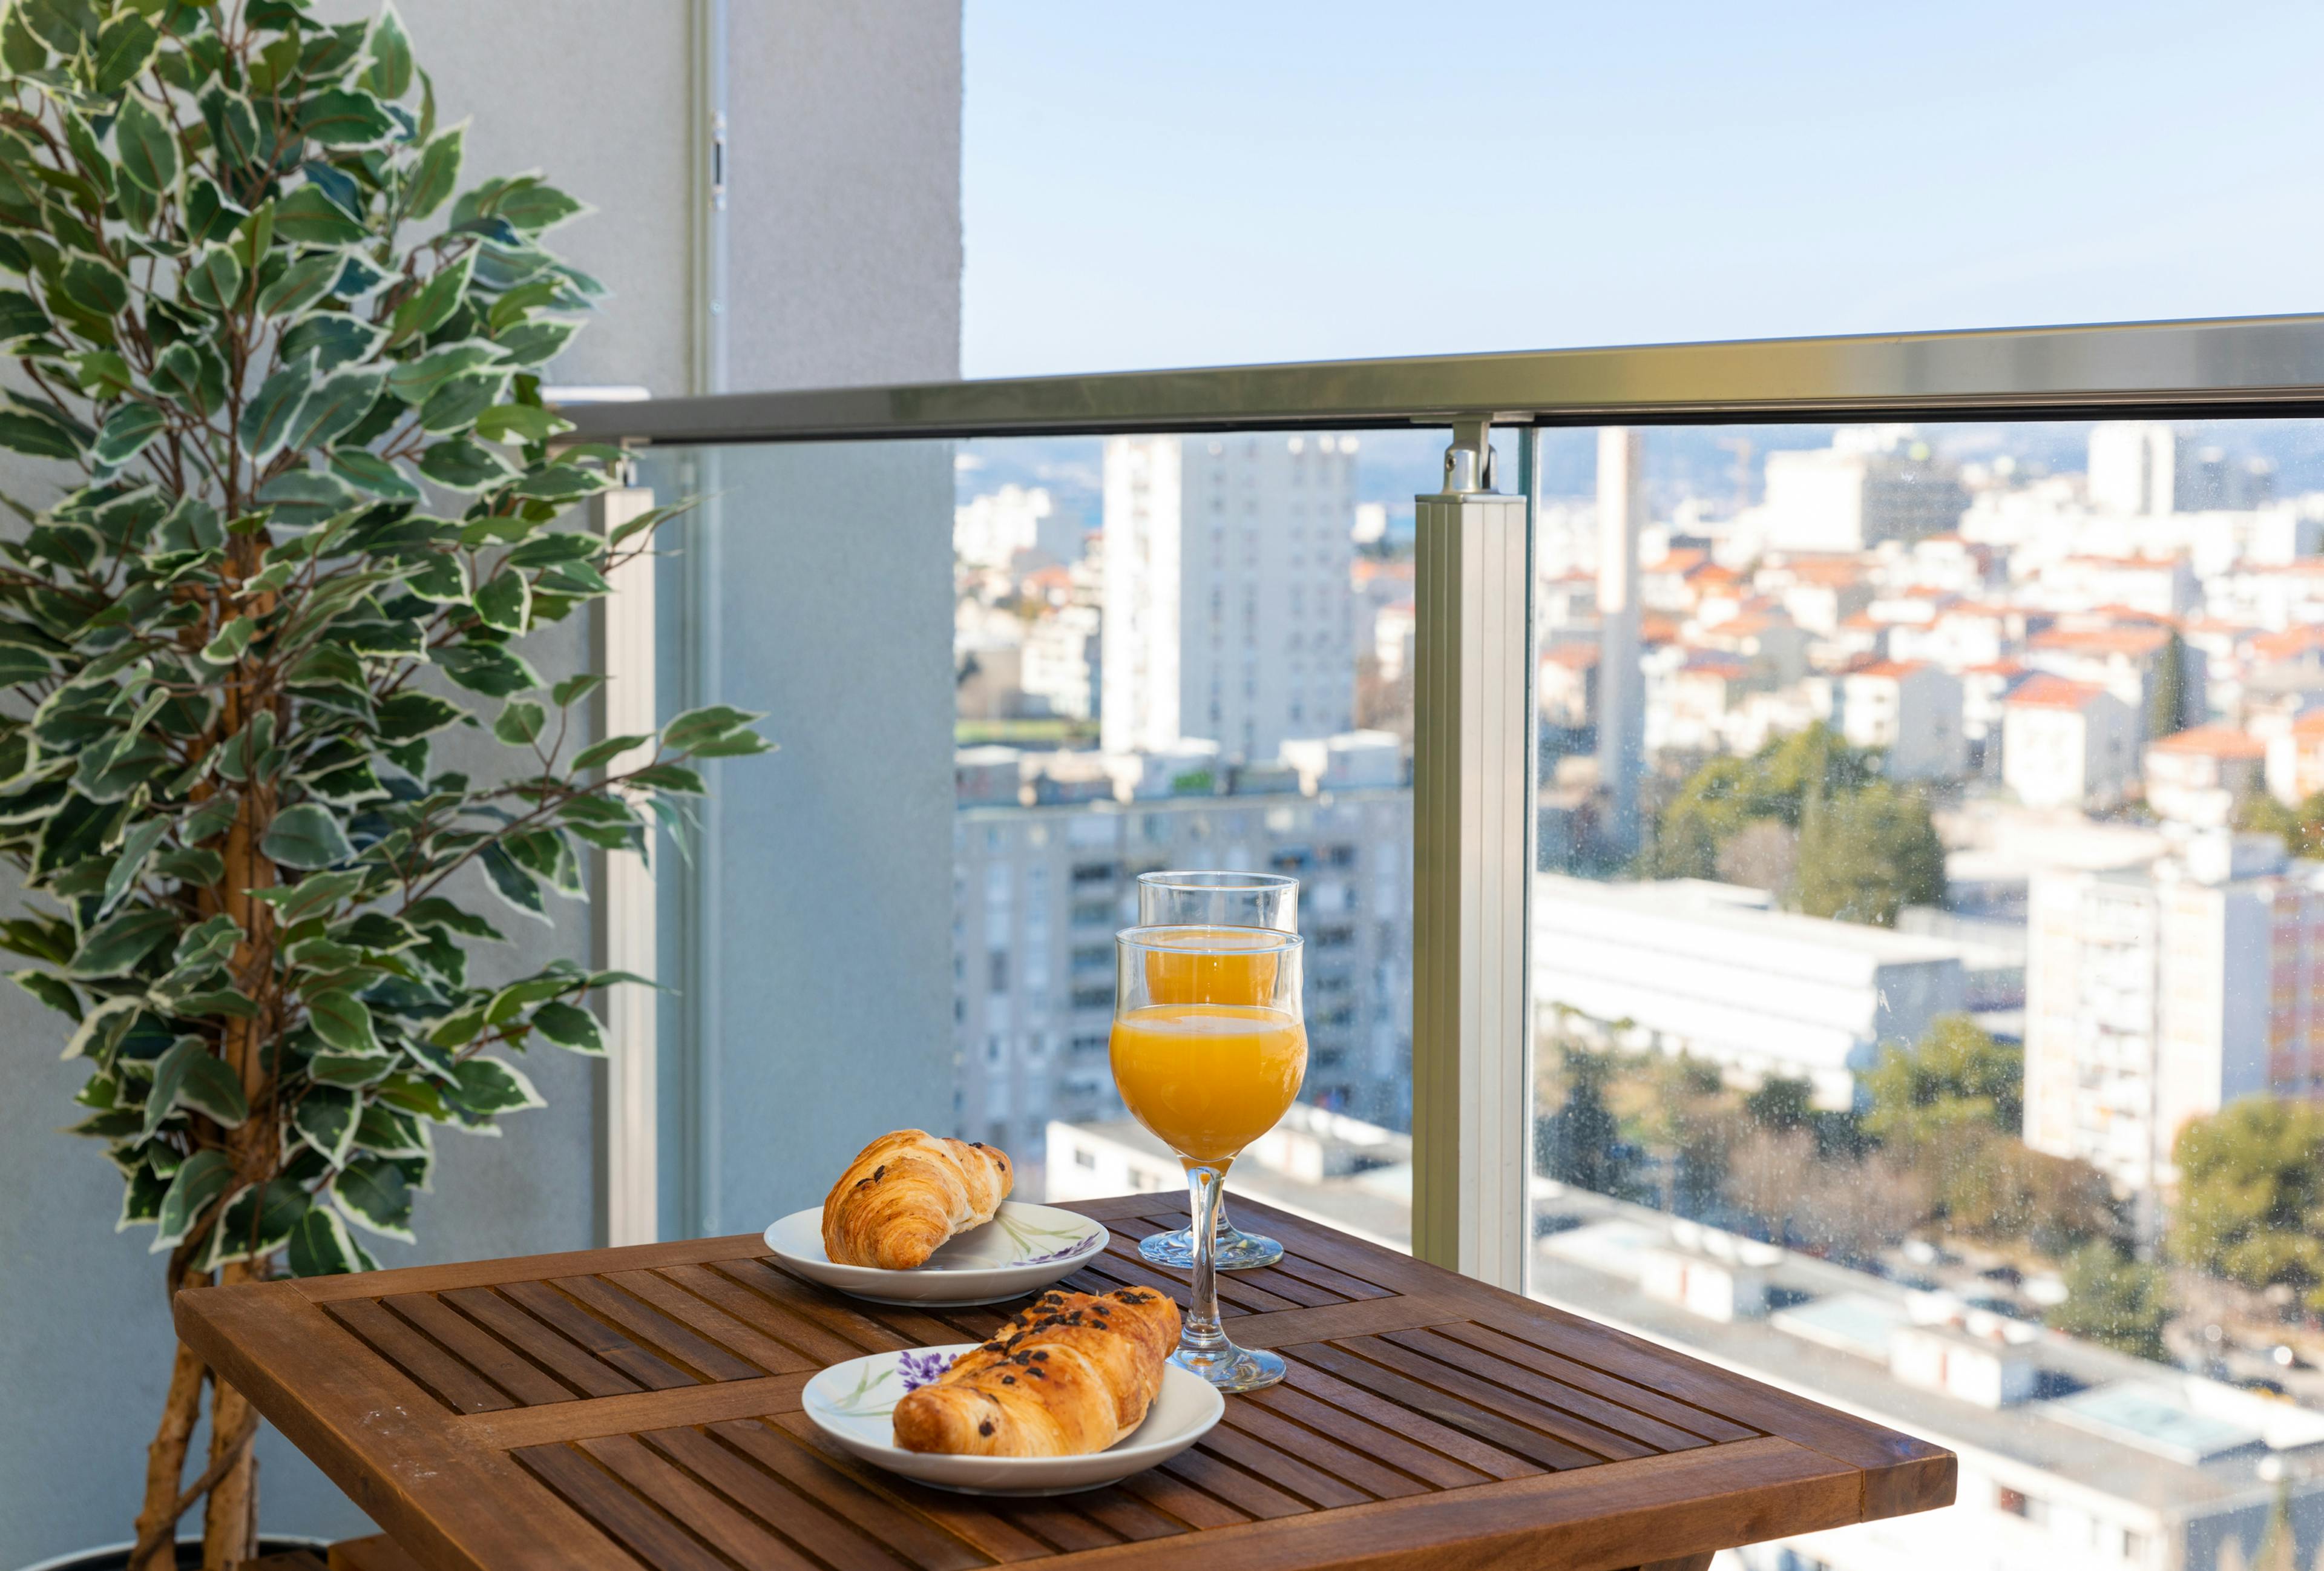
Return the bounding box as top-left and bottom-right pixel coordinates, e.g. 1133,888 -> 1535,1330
563,314 -> 2324,1571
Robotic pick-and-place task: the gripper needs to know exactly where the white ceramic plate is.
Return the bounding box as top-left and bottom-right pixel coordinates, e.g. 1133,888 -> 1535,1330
803,1343 -> 1223,1496
763,1201 -> 1109,1306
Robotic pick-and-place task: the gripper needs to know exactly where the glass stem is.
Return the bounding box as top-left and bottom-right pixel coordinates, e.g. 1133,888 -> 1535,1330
1182,1163 -> 1228,1355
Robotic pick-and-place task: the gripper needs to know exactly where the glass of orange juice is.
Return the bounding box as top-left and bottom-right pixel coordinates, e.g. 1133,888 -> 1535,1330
1134,871 -> 1298,1273
1112,923 -> 1306,1392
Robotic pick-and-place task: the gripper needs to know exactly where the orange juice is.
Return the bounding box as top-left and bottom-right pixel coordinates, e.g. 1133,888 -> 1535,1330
1141,926 -> 1283,1007
1110,1003 -> 1307,1167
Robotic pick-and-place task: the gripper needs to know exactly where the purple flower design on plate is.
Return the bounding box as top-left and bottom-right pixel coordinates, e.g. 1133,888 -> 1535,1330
1013,1239 -> 1099,1267
897,1349 -> 953,1392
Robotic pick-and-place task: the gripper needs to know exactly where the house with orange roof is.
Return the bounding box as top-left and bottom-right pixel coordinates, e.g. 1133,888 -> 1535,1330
2267,708 -> 2324,807
1840,660 -> 1967,782
2002,674 -> 2138,809
1539,641 -> 1598,730
2029,553 -> 2199,619
2144,726 -> 2267,828
1961,661 -> 2031,774
1753,554 -> 1873,634
2026,622 -> 2204,739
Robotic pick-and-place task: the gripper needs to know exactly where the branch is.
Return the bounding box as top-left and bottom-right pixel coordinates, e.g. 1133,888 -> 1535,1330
125,1405 -> 260,1570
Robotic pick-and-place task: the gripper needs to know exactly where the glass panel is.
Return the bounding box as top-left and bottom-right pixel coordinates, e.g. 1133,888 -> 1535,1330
1528,417 -> 2324,1571
951,429 -> 1454,1252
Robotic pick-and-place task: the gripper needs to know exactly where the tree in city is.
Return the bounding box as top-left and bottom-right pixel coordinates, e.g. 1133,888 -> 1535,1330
2171,1098 -> 2324,1306
1609,1049 -> 1738,1215
2148,630 -> 2189,740
1789,778 -> 1946,926
1645,723 -> 1943,926
0,5 -> 769,1563
2237,788 -> 2324,862
2046,1240 -> 2170,1362
1537,1042 -> 1640,1200
1863,1015 -> 2023,1147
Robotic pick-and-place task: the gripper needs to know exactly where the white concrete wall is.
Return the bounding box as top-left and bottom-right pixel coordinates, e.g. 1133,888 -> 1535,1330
1,1 -> 960,1558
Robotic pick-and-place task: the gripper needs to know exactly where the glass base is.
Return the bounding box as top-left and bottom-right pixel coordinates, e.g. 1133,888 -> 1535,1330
1141,1220 -> 1284,1271
1172,1342 -> 1287,1394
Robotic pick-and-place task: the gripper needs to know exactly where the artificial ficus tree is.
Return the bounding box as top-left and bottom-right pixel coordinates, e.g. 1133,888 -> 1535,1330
0,2 -> 766,1564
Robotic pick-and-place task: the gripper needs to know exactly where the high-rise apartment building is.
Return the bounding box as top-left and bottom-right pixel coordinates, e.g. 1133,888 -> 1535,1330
2024,835 -> 2324,1233
1101,434 -> 1357,762
952,756 -> 1413,1169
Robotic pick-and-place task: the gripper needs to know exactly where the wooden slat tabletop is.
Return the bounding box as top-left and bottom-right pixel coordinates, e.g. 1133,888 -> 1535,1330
172,1193 -> 1953,1571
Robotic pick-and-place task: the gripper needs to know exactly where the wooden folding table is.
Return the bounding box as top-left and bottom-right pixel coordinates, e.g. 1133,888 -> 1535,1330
175,1193 -> 1953,1571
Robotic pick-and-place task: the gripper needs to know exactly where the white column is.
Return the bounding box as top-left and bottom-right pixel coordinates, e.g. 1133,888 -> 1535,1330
595,486 -> 660,1247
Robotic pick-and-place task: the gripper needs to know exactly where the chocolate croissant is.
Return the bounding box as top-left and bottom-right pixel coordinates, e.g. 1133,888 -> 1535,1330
892,1288 -> 1183,1457
820,1130 -> 1014,1270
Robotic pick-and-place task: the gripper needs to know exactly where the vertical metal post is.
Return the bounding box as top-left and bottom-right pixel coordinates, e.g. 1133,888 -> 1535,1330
1595,429 -> 1644,860
594,487 -> 660,1247
1411,419 -> 1534,1289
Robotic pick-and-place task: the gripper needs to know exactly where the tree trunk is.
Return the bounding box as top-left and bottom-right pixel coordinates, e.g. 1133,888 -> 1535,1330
131,1337 -> 209,1571
200,1273 -> 259,1568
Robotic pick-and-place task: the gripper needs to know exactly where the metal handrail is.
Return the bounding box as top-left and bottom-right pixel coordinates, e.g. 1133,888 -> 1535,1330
556,312 -> 2324,445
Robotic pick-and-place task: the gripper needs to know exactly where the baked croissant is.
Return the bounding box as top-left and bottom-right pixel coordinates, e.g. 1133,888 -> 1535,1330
892,1288 -> 1183,1457
821,1130 -> 1014,1270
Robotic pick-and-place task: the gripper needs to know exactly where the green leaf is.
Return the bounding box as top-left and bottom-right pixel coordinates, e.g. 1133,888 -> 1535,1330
256,251 -> 345,318
211,1177 -> 307,1265
329,449 -> 421,501
389,249 -> 474,344
62,995 -> 142,1061
496,182 -> 588,235
200,614 -> 255,665
552,673 -> 608,709
286,1204 -> 367,1277
416,371 -> 504,433
570,733 -> 652,773
90,10 -> 157,93
0,407 -> 84,461
0,288 -> 47,343
152,1149 -> 232,1251
473,570 -> 529,633
283,313 -> 385,372
308,990 -> 381,1055
200,87 -> 263,173
184,246 -> 244,314
415,438 -> 513,492
293,1084 -> 360,1164
402,124 -> 464,221
145,1036 -> 248,1133
364,1 -> 415,100
407,897 -> 504,941
384,340 -> 504,404
479,843 -> 546,921
333,1156 -> 414,1240
273,185 -> 366,246
530,1000 -> 603,1055
435,641 -> 539,697
662,704 -> 765,753
67,906 -> 179,979
100,817 -> 171,917
493,699 -> 545,746
446,1056 -> 543,1116
492,317 -> 580,367
473,403 -> 570,445
377,692 -> 465,740
15,969 -> 81,1021
261,803 -> 355,870
283,368 -> 385,453
91,401 -> 166,467
299,88 -> 394,147
114,94 -> 177,193
238,351 -> 317,462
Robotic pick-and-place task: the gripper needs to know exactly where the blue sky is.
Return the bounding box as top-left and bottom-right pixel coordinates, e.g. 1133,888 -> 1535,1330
962,1 -> 2324,379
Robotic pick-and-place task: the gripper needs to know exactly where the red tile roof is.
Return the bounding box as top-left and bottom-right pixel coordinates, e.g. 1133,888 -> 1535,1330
2006,674 -> 2107,711
1848,660 -> 1926,680
2148,725 -> 2265,760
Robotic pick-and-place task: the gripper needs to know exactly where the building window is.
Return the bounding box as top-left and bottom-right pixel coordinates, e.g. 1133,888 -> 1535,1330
988,950 -> 1009,993
1073,1146 -> 1097,1170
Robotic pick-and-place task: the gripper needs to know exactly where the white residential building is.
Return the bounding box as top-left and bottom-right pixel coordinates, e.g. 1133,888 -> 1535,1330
2087,421 -> 2180,516
1019,604 -> 1102,721
2024,837 -> 2324,1230
1532,875 -> 1971,1108
954,755 -> 1413,1157
1840,660 -> 1968,781
2001,676 -> 2139,810
1750,429 -> 1969,553
955,482 -> 1081,568
2143,726 -> 2266,829
1101,434 -> 1357,760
